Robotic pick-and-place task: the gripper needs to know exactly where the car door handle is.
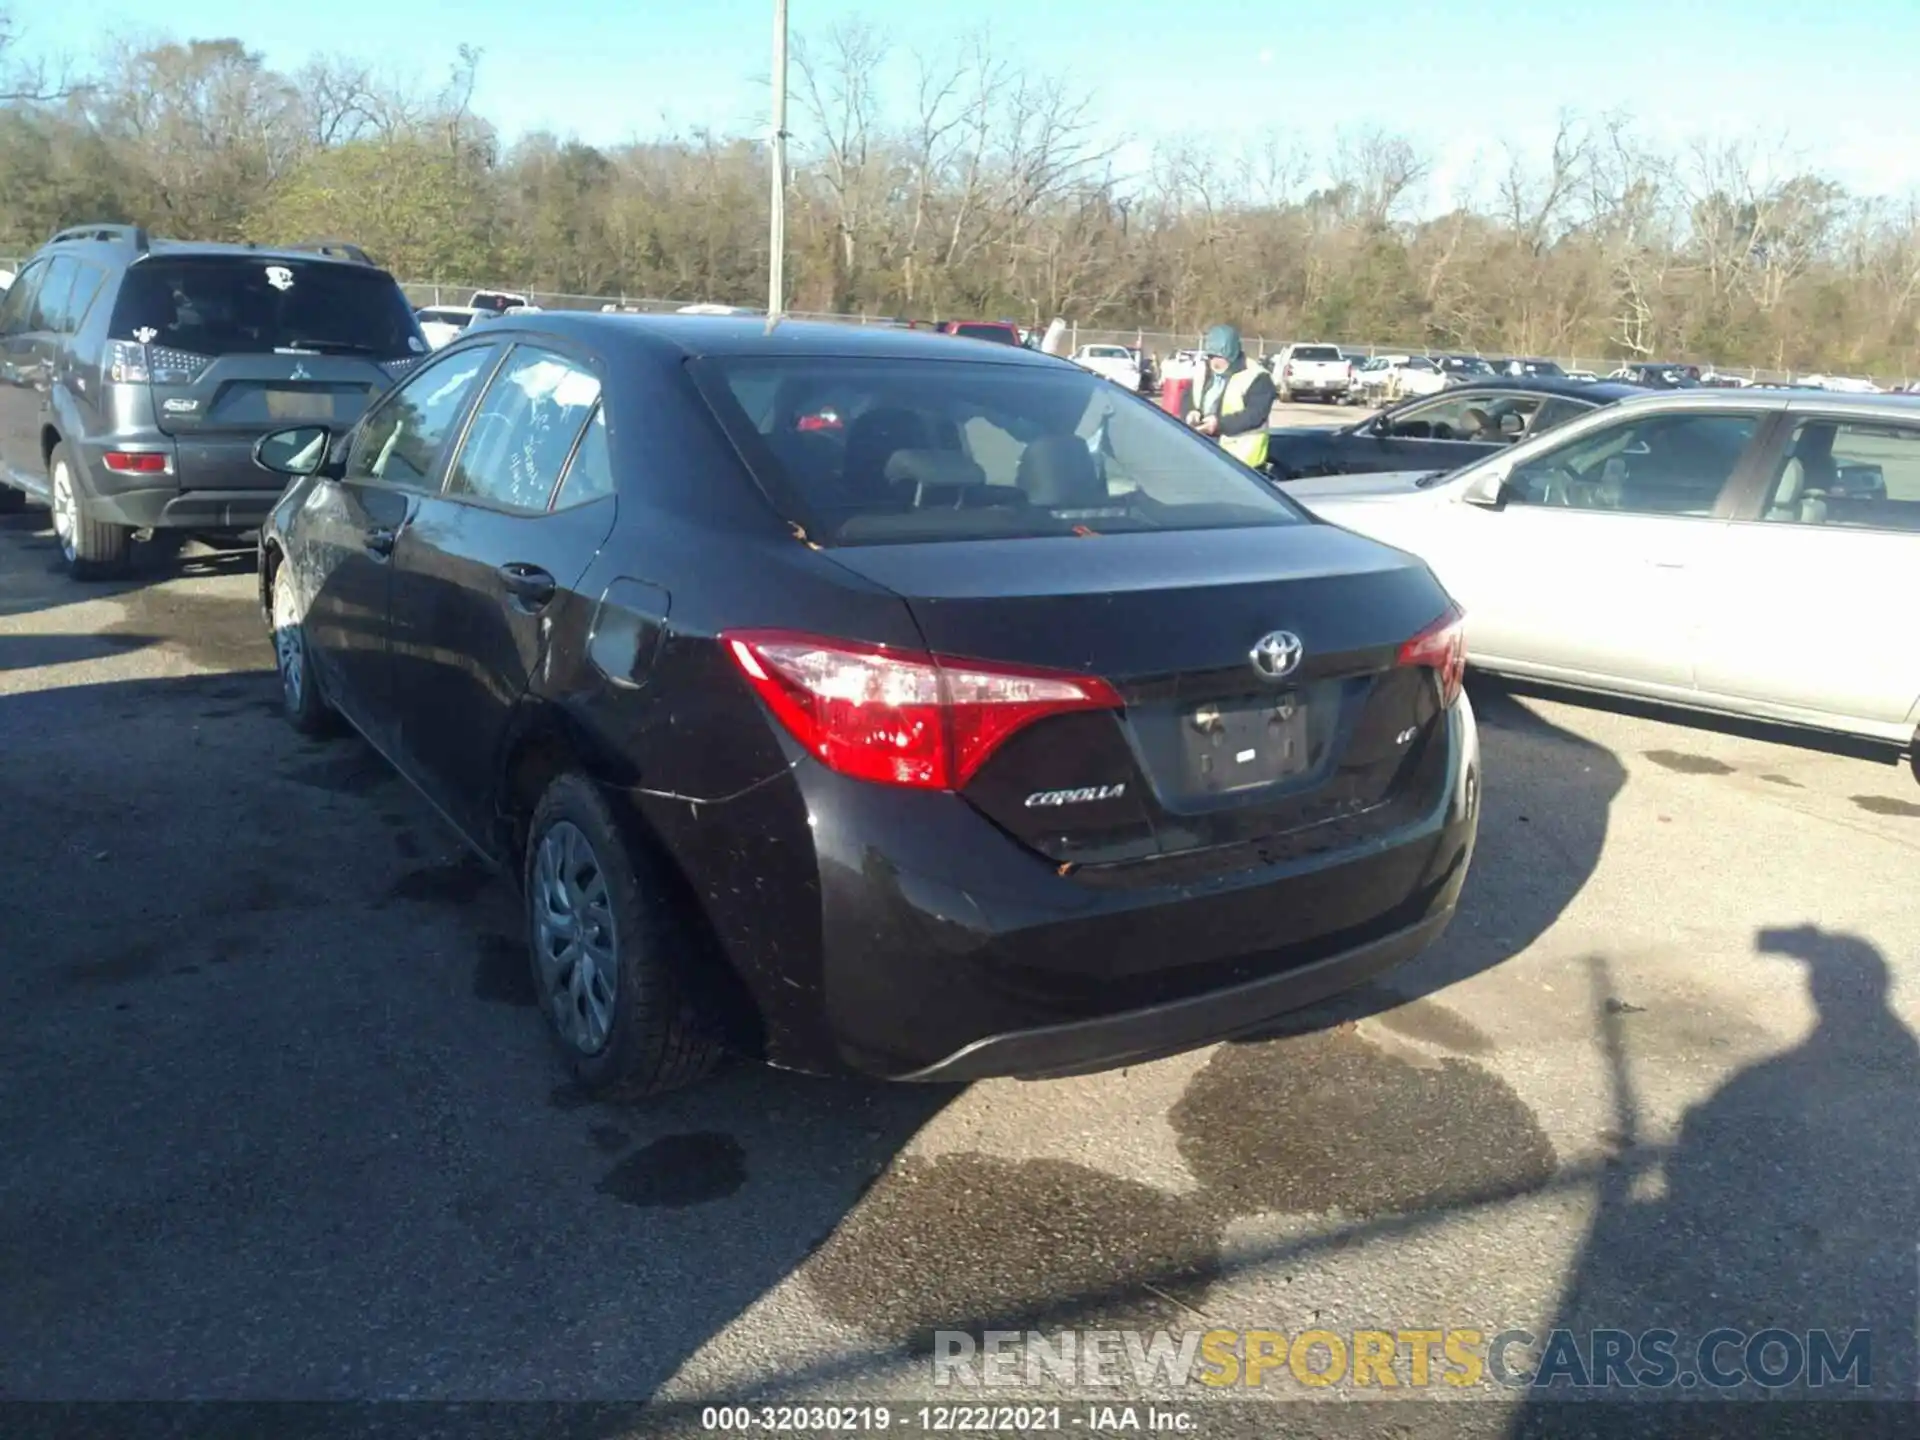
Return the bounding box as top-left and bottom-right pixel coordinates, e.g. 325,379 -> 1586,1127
363,526 -> 398,558
498,562 -> 556,610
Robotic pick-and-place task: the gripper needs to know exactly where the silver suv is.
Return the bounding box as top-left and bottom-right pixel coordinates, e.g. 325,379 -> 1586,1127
0,225 -> 426,578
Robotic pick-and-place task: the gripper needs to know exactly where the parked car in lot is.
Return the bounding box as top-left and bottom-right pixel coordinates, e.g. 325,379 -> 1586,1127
1072,343 -> 1145,392
939,319 -> 1024,346
416,305 -> 484,349
0,224 -> 426,577
1268,378 -> 1638,481
252,314 -> 1481,1095
1274,343 -> 1353,403
1489,357 -> 1566,380
1438,355 -> 1497,383
469,289 -> 531,315
1288,389 -> 1920,764
1610,362 -> 1701,389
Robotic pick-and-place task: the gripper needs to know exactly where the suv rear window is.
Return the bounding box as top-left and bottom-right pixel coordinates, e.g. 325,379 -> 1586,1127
108,257 -> 422,360
1290,346 -> 1342,362
692,355 -> 1306,547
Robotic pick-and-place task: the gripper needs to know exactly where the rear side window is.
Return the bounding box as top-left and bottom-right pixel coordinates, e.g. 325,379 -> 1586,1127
108,257 -> 424,360
553,406 -> 613,508
1290,346 -> 1342,362
0,260 -> 46,336
444,347 -> 602,512
1760,419 -> 1920,532
691,355 -> 1305,546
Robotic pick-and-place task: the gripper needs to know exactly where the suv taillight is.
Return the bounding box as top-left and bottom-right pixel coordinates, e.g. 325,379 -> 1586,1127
107,340 -> 210,385
1397,604 -> 1467,708
723,629 -> 1123,789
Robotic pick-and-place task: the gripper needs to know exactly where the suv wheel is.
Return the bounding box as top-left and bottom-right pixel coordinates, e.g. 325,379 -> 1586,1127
270,561 -> 338,736
49,445 -> 131,579
524,773 -> 724,1097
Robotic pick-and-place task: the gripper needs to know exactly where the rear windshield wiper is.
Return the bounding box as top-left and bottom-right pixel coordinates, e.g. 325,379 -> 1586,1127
278,339 -> 390,356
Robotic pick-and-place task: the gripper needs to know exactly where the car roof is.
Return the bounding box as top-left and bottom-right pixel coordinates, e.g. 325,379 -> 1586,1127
469,312 -> 1067,368
1608,387 -> 1920,414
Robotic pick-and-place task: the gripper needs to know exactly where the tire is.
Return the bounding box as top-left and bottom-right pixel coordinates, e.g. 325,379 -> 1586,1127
1280,388 -> 1295,404
269,560 -> 339,736
49,444 -> 131,579
0,485 -> 23,514
524,773 -> 725,1097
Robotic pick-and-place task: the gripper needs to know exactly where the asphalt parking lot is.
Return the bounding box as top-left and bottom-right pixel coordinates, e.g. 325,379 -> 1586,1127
2,482 -> 1916,1426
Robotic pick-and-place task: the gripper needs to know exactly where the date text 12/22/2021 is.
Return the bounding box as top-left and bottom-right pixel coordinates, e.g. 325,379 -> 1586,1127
700,1405 -> 1199,1432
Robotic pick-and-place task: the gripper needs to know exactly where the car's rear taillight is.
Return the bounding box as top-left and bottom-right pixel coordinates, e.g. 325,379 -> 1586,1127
722,629 -> 1123,789
103,451 -> 171,475
106,340 -> 211,385
1397,604 -> 1467,708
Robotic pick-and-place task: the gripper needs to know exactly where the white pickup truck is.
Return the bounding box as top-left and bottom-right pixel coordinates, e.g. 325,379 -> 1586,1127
1072,343 -> 1144,391
1274,343 -> 1353,403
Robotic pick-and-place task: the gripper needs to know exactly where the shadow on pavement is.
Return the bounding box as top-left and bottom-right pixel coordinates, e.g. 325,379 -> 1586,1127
1510,925 -> 1920,1427
0,664 -> 952,1400
0,508 -> 259,621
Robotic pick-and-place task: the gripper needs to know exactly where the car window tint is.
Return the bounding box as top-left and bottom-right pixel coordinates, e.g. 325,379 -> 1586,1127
0,260 -> 45,335
1531,397 -> 1595,436
1386,392 -> 1542,441
693,354 -> 1305,545
1511,412 -> 1760,516
553,405 -> 613,508
445,346 -> 601,512
107,257 -> 423,359
1760,420 -> 1920,532
345,344 -> 501,488
26,257 -> 76,334
59,262 -> 108,334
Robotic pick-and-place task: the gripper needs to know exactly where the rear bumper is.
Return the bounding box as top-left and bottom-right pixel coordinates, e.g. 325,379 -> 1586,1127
85,485 -> 283,531
900,902 -> 1456,1081
637,694 -> 1480,1081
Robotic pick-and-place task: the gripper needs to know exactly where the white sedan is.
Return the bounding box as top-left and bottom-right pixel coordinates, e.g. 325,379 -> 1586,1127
1288,389 -> 1920,760
1072,343 -> 1143,391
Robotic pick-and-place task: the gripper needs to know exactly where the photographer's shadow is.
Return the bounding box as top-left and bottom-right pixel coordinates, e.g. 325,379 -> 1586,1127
1515,925 -> 1920,1423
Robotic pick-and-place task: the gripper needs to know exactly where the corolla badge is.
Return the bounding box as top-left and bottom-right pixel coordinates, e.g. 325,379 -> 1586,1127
1249,630 -> 1304,681
1024,784 -> 1126,808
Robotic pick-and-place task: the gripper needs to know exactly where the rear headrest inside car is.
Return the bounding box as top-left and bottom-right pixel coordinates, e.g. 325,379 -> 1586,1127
883,449 -> 987,493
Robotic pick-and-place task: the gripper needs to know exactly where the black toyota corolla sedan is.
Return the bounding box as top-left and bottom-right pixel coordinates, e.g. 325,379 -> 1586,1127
253,314 -> 1480,1096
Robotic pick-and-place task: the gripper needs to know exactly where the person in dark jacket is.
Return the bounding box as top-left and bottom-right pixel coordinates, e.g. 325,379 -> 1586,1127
1184,323 -> 1274,469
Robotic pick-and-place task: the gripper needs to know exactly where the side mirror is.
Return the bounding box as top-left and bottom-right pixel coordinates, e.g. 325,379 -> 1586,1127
254,425 -> 335,478
1461,469 -> 1510,508
1498,412 -> 1526,438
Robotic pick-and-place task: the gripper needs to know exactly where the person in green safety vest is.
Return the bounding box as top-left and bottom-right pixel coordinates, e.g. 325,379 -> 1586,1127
1183,323 -> 1274,470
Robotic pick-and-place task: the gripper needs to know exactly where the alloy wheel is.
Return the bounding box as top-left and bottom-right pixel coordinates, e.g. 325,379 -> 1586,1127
532,820 -> 619,1055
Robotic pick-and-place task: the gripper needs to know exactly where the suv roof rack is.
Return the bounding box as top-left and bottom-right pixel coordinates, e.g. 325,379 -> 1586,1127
284,238 -> 375,266
49,223 -> 150,252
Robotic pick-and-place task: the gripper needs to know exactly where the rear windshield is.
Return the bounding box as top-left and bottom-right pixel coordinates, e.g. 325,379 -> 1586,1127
952,323 -> 1018,344
1290,346 -> 1342,362
691,355 -> 1307,546
417,308 -> 476,328
109,257 -> 422,359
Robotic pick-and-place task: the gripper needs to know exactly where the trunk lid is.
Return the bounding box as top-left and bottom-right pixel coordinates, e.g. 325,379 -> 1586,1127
824,525 -> 1456,868
148,351 -> 395,438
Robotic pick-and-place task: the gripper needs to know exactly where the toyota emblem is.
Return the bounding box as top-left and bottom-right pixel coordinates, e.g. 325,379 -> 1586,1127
1249,630 -> 1304,681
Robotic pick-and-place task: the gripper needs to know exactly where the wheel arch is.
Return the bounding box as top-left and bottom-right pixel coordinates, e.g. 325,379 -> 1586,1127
494,699 -> 768,1056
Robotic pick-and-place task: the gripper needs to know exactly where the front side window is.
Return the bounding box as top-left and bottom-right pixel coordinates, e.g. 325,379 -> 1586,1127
1760,419 -> 1920,532
693,355 -> 1307,546
26,257 -> 77,334
1508,411 -> 1761,516
1384,391 -> 1544,442
444,346 -> 603,512
345,343 -> 502,488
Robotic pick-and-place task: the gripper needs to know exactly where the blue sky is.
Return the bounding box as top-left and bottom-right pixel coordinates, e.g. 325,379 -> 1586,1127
12,0 -> 1919,208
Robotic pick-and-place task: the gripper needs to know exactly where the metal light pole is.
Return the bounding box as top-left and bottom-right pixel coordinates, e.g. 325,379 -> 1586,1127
767,0 -> 788,325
